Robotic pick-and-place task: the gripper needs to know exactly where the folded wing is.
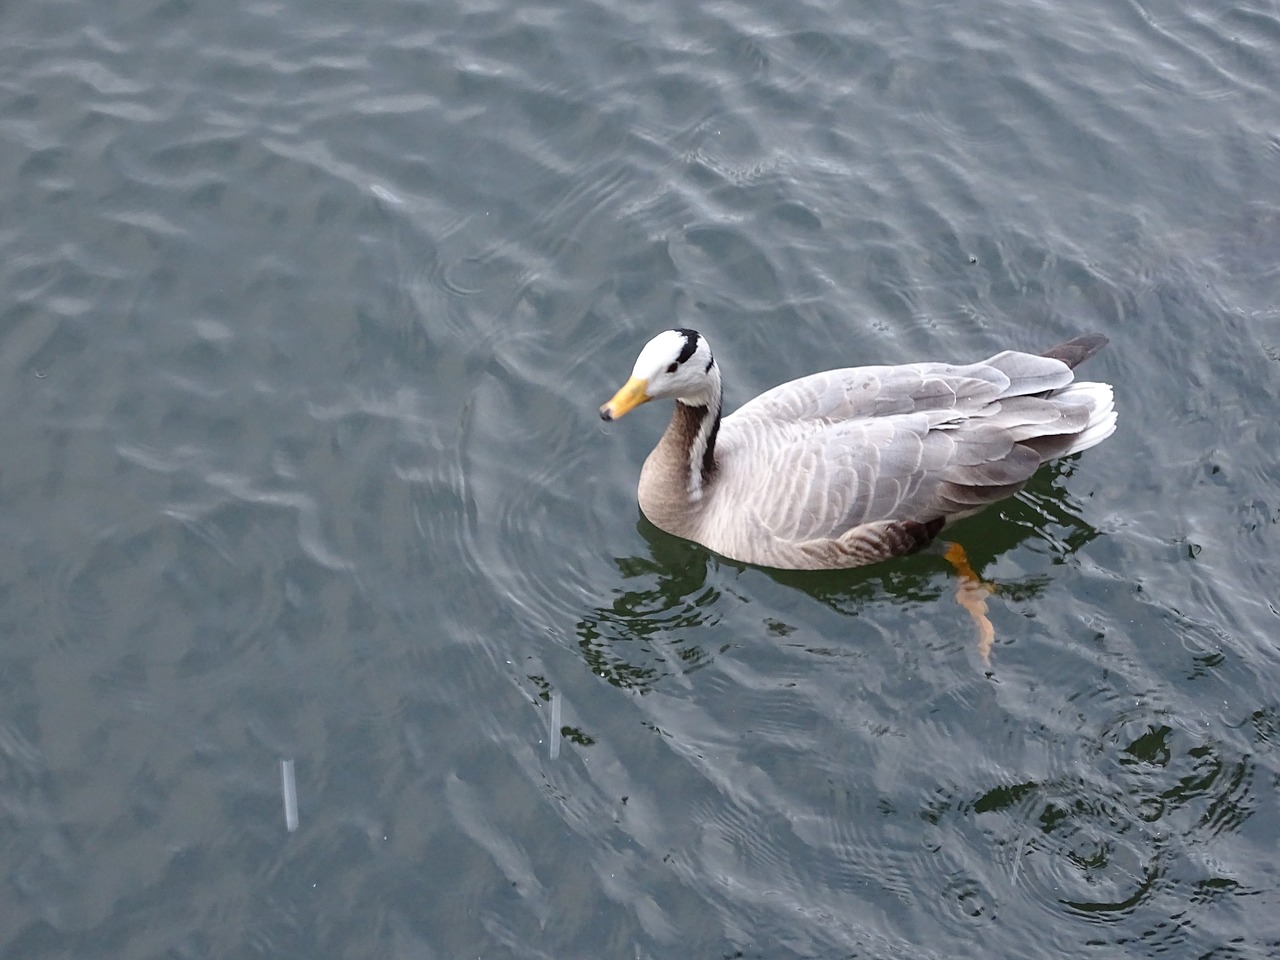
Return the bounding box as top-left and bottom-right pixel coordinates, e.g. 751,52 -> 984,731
722,351 -> 1113,544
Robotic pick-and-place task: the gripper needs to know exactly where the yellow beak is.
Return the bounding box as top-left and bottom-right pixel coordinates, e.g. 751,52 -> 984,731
600,376 -> 651,421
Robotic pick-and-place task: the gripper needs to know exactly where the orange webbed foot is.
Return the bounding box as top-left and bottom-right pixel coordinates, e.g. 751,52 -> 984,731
943,542 -> 996,666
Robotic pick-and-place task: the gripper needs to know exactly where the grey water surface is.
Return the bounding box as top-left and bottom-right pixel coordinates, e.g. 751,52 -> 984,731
3,0 -> 1280,956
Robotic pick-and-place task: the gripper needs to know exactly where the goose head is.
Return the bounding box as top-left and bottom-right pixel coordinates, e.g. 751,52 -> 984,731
600,329 -> 719,420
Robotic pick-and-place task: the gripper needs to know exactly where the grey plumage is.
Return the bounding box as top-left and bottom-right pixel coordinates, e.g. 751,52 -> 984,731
601,330 -> 1117,570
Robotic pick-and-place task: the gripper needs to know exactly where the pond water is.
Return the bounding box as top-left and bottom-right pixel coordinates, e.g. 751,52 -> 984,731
2,0 -> 1279,955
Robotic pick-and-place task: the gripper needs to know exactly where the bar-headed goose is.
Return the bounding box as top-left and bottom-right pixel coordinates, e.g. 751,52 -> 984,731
600,329 -> 1115,570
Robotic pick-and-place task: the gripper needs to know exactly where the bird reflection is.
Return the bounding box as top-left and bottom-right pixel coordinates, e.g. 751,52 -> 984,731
578,458 -> 1103,687
575,532 -> 722,694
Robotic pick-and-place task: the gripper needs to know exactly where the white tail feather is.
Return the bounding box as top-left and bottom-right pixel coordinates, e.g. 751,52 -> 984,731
1056,382 -> 1116,455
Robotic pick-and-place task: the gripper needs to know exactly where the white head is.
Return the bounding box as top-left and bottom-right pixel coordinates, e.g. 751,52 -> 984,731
600,329 -> 719,420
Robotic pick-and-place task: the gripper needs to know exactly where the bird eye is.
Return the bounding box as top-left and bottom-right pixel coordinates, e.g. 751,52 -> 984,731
666,362 -> 679,374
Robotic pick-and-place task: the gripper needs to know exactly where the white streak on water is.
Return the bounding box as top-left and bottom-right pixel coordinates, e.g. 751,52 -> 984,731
205,471 -> 350,571
281,759 -> 298,832
371,183 -> 403,204
549,692 -> 561,760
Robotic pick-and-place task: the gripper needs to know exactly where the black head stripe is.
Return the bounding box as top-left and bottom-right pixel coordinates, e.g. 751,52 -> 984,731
674,329 -> 700,365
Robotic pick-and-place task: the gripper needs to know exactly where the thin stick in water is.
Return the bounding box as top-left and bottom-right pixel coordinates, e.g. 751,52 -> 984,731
281,759 -> 298,832
549,693 -> 562,760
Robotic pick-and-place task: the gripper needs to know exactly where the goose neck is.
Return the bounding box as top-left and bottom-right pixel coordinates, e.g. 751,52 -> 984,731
668,391 -> 721,502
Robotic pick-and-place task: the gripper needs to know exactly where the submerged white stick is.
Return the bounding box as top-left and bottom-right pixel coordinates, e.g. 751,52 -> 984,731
281,759 -> 298,832
549,693 -> 562,760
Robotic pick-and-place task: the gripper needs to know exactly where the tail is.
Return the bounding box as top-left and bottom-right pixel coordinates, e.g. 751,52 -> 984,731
1053,382 -> 1117,455
1044,335 -> 1116,458
1032,334 -> 1117,459
1041,333 -> 1108,370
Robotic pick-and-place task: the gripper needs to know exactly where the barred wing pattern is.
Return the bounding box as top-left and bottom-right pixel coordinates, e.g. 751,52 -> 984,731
705,352 -> 1112,566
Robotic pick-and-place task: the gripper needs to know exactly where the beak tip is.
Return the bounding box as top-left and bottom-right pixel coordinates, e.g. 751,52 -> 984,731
600,377 -> 648,421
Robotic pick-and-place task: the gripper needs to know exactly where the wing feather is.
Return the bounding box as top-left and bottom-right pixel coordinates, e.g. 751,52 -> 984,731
733,362 -> 1010,424
716,351 -> 1100,546
980,351 -> 1075,396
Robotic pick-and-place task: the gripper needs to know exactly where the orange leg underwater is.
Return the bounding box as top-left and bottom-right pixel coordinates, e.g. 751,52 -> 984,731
943,542 -> 996,666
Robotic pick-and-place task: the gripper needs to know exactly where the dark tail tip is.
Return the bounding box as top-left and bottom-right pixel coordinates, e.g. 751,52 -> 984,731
1041,333 -> 1108,370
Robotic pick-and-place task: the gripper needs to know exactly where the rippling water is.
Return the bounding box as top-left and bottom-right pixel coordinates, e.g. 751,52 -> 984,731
3,0 -> 1280,955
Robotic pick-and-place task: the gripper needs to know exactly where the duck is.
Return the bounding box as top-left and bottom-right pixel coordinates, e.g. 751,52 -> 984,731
600,328 -> 1116,570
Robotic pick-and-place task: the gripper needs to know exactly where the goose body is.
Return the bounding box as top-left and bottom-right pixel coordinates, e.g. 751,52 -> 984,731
601,329 -> 1116,569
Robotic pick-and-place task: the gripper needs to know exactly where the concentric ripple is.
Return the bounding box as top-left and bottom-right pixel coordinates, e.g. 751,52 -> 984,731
4,0 -> 1280,955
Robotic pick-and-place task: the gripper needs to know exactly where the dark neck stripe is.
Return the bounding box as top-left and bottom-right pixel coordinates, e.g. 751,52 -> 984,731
673,399 -> 720,486
701,410 -> 721,482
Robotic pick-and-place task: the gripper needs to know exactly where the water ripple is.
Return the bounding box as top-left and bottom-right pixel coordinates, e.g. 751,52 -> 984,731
5,0 -> 1280,954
